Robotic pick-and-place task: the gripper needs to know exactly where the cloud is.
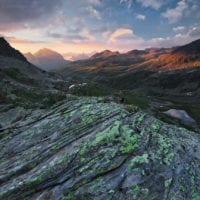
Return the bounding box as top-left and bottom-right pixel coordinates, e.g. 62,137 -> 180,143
120,0 -> 133,9
162,0 -> 188,23
173,26 -> 185,32
7,25 -> 200,57
0,34 -> 46,44
0,0 -> 103,32
1,0 -> 199,56
136,0 -> 166,10
102,31 -> 111,39
63,52 -> 95,61
47,32 -> 88,41
0,34 -> 49,53
188,27 -> 200,38
47,28 -> 96,43
80,28 -> 96,42
85,6 -> 101,19
146,26 -> 200,48
109,28 -> 134,42
0,0 -> 63,31
136,14 -> 146,20
89,0 -> 102,5
7,37 -> 47,44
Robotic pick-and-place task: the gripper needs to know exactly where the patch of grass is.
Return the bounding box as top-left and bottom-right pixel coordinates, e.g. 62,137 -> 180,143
3,68 -> 39,86
125,104 -> 139,113
122,91 -> 149,109
13,87 -> 66,109
71,82 -> 149,110
71,83 -> 113,97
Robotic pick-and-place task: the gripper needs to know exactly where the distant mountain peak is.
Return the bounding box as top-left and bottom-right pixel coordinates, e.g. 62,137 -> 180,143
24,48 -> 70,71
36,48 -> 56,53
127,49 -> 147,55
25,52 -> 34,57
102,50 -> 114,53
0,37 -> 27,62
91,50 -> 120,59
34,48 -> 64,59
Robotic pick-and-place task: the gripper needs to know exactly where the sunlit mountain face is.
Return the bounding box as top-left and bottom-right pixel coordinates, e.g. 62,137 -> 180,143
0,0 -> 200,60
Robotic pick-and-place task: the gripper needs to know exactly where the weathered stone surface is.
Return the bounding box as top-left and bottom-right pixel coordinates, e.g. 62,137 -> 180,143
0,97 -> 199,200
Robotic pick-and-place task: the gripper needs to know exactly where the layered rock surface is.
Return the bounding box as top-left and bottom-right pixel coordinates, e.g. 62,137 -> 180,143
0,97 -> 199,200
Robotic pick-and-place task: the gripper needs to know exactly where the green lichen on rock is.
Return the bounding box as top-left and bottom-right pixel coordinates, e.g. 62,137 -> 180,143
128,153 -> 149,171
62,193 -> 74,200
0,97 -> 199,200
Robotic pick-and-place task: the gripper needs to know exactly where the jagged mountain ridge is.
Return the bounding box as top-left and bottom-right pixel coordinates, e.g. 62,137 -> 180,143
61,39 -> 200,72
59,39 -> 200,97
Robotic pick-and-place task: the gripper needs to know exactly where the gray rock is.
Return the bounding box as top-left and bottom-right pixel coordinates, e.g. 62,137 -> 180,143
0,97 -> 199,200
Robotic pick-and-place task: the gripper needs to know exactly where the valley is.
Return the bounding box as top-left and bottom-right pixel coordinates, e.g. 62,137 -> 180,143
0,37 -> 200,200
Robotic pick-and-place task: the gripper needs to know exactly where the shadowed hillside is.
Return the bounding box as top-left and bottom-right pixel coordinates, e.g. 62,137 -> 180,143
0,37 -> 27,62
0,38 -> 68,108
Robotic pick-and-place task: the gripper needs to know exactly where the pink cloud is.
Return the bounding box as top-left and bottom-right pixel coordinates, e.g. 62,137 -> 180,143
109,28 -> 134,42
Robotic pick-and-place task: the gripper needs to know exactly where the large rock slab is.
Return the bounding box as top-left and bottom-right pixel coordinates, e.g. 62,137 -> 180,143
0,97 -> 199,200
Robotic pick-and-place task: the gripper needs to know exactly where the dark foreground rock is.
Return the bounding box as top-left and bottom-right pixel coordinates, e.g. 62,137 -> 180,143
0,97 -> 200,200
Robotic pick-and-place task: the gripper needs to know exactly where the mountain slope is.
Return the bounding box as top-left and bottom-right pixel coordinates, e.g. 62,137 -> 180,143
0,37 -> 27,62
25,48 -> 70,71
173,38 -> 200,54
0,38 -> 67,108
24,52 -> 40,66
90,50 -> 120,59
59,39 -> 200,97
143,39 -> 200,71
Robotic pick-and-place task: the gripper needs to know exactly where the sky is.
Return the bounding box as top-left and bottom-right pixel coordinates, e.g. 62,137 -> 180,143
0,0 -> 200,60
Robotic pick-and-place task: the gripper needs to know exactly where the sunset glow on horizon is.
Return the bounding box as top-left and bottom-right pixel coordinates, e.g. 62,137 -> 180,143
0,0 -> 200,60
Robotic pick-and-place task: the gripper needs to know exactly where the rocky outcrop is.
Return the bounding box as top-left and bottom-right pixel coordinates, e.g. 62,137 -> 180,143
0,97 -> 199,200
